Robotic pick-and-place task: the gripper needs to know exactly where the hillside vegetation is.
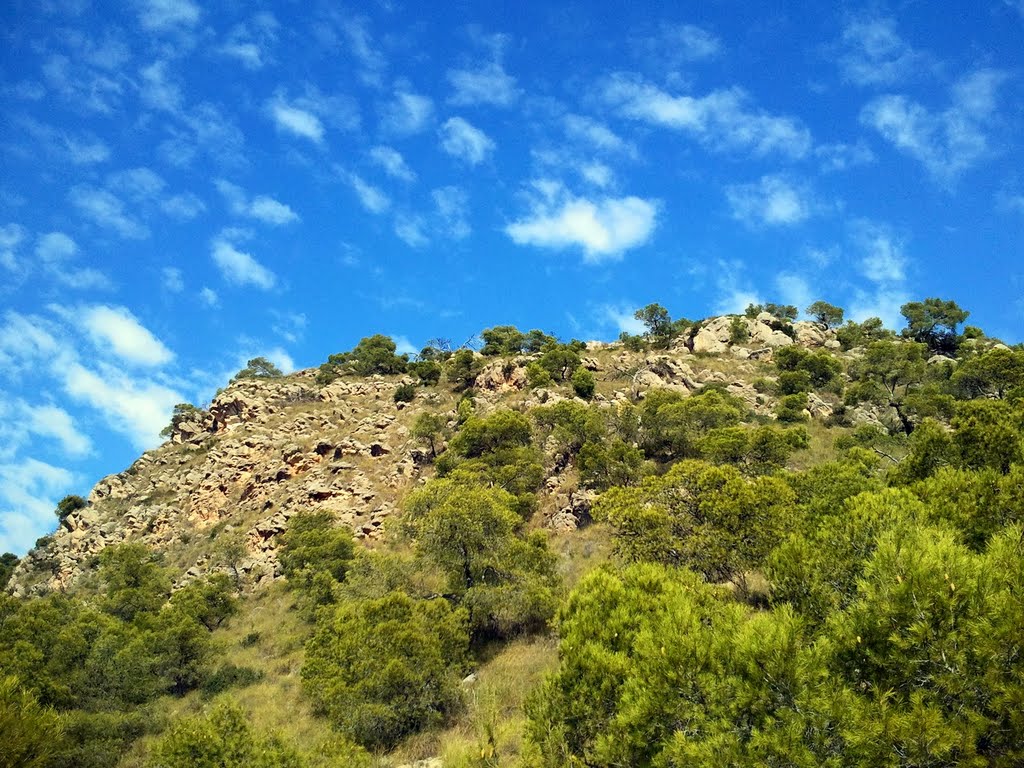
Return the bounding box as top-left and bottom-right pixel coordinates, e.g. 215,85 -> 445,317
3,298 -> 1024,767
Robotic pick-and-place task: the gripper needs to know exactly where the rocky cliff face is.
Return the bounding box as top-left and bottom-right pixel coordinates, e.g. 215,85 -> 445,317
7,318 -> 860,597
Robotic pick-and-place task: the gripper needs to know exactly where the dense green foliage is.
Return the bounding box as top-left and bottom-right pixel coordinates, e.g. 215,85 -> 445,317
303,592 -> 468,750
316,334 -> 409,384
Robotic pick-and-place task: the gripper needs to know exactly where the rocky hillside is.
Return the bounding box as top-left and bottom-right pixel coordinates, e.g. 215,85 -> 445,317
7,311 -> 994,598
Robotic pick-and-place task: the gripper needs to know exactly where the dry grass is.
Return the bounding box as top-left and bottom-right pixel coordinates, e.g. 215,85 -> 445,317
385,636 -> 559,768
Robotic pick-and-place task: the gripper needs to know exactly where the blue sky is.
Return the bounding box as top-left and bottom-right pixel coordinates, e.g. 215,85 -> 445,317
1,0 -> 1023,554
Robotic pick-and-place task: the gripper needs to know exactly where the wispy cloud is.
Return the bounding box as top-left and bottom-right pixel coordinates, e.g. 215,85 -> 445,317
847,219 -> 911,326
63,361 -> 184,449
861,69 -> 1005,184
348,174 -> 391,214
369,146 -> 416,182
69,186 -> 149,239
632,23 -> 722,66
439,117 -> 495,165
815,141 -> 875,172
448,62 -> 520,107
603,73 -> 812,158
837,17 -> 936,87
160,192 -> 205,219
139,60 -> 183,113
162,266 -> 184,292
394,214 -> 429,248
0,459 -> 76,554
601,304 -> 647,335
34,232 -> 113,289
210,231 -> 276,289
215,180 -> 299,224
380,86 -> 434,136
432,186 -> 471,239
506,180 -> 658,262
725,175 -> 814,227
0,225 -> 25,271
341,16 -> 387,86
220,12 -> 279,69
268,99 -> 325,143
136,0 -> 201,32
564,114 -> 636,157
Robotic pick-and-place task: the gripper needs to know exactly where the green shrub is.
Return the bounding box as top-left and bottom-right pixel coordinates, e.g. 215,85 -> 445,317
302,592 -> 468,749
393,382 -> 416,403
571,367 -> 596,398
776,392 -> 809,422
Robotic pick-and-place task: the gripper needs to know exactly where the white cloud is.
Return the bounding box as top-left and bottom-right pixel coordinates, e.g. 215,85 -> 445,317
269,100 -> 325,143
210,234 -> 276,290
215,181 -> 298,224
0,224 -> 25,271
369,146 -> 416,182
136,0 -> 200,31
448,61 -> 520,107
69,186 -> 149,239
394,214 -> 429,248
837,17 -> 935,86
635,23 -> 722,65
860,69 -> 1005,183
107,167 -> 166,201
439,117 -> 495,165
848,287 -> 910,328
199,287 -> 219,307
139,60 -> 183,113
564,114 -> 636,157
506,182 -> 658,261
271,311 -> 306,344
65,135 -> 111,164
726,175 -> 812,226
161,192 -> 205,219
710,259 -> 762,315
853,220 -> 907,284
0,458 -> 75,555
815,141 -> 875,172
381,87 -> 434,136
21,403 -> 92,457
248,196 -> 299,225
162,266 -> 184,292
603,74 -> 812,158
580,162 -> 614,188
35,232 -> 78,264
341,16 -> 386,86
349,174 -> 391,214
220,13 -> 278,69
433,186 -> 471,239
81,305 -> 174,366
34,232 -> 113,290
0,311 -> 61,373
601,305 -> 646,335
63,361 -> 184,450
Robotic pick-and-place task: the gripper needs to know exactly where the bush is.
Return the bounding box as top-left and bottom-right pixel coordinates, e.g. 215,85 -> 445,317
393,383 -> 416,403
776,392 -> 809,422
728,316 -> 749,345
302,592 -> 468,749
571,367 -> 596,398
